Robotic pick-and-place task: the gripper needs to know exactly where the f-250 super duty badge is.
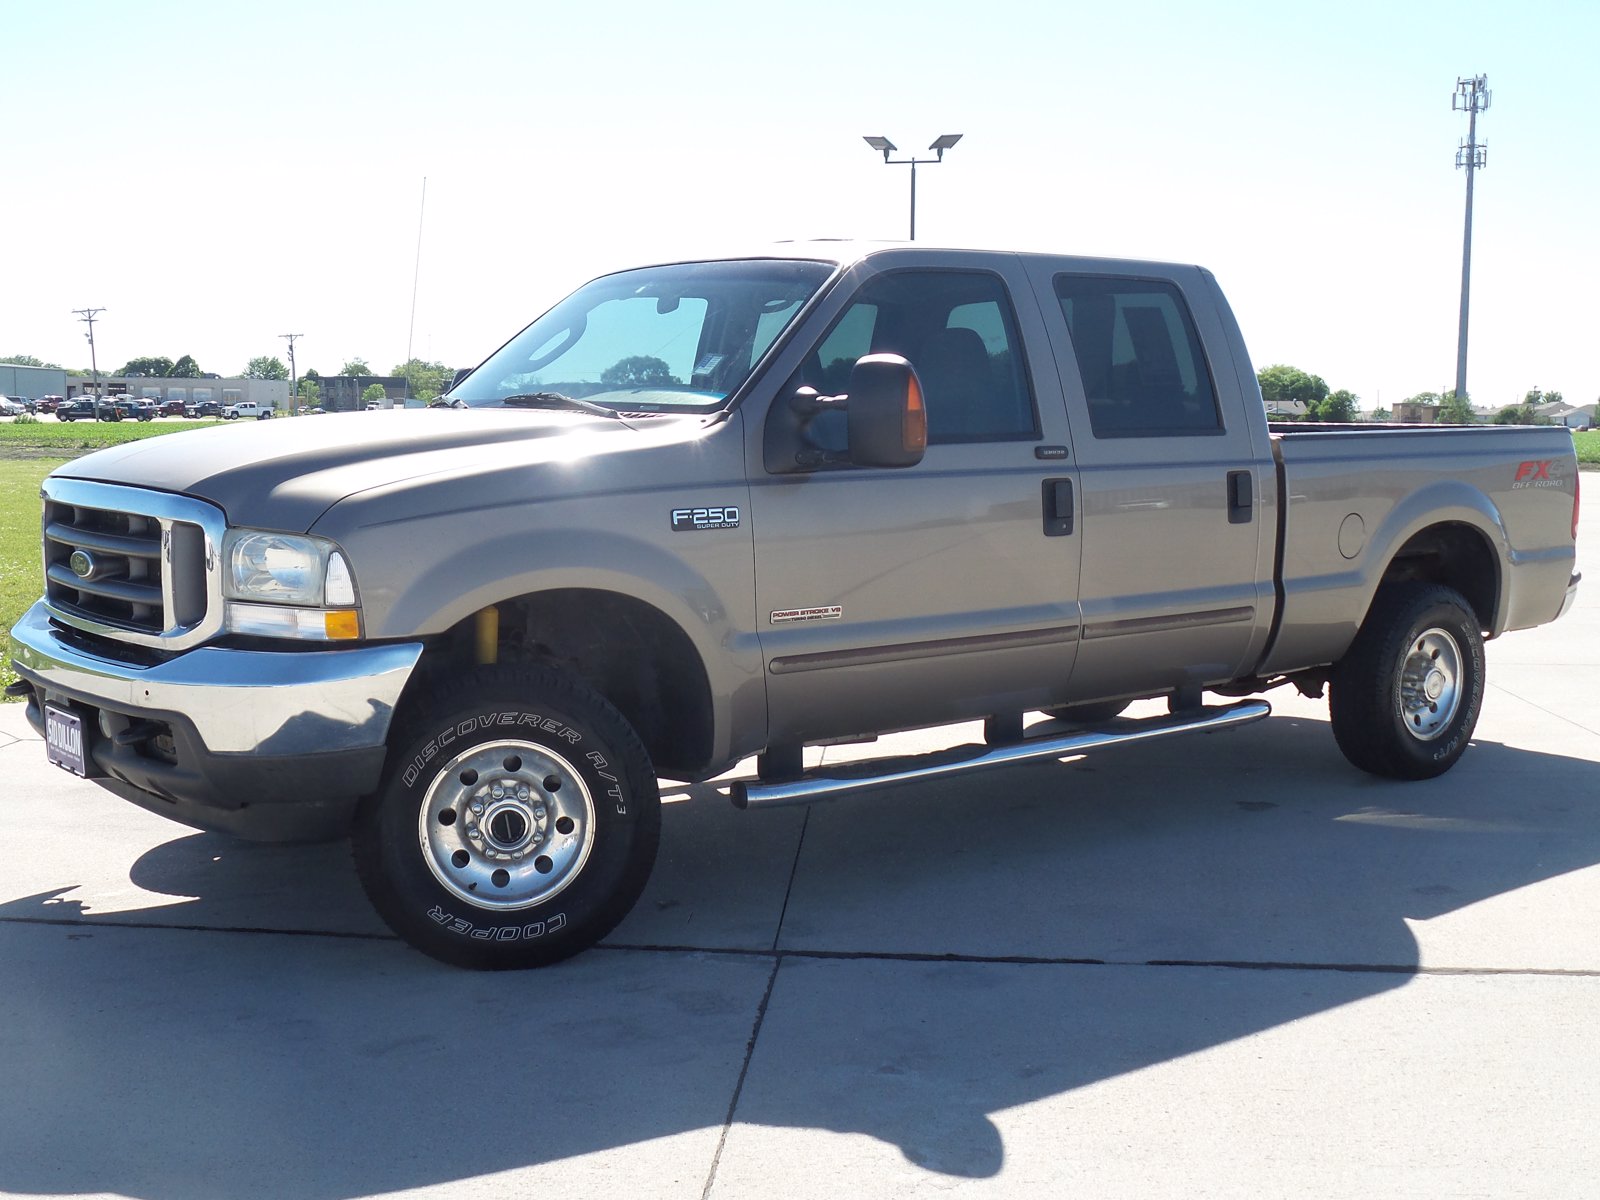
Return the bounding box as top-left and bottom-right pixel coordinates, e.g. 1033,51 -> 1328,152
671,505 -> 740,531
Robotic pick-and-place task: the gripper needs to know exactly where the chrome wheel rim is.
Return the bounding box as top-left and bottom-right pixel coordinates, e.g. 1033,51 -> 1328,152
417,739 -> 596,910
1398,627 -> 1463,742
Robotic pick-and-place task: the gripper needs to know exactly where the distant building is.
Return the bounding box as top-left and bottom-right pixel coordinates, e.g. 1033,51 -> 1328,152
78,375 -> 290,411
1391,401 -> 1439,424
309,375 -> 410,412
0,362 -> 68,400
1547,403 -> 1595,431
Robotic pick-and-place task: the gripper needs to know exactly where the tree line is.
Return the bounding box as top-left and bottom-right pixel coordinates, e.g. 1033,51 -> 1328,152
1258,364 -> 1568,425
6,350 -> 1575,423
2,352 -> 455,403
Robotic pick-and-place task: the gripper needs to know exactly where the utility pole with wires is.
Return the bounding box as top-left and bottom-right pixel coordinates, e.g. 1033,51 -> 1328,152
1452,73 -> 1490,404
280,333 -> 303,415
73,307 -> 107,398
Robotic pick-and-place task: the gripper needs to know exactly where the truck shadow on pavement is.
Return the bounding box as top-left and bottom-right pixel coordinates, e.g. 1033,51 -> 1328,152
0,713 -> 1596,1194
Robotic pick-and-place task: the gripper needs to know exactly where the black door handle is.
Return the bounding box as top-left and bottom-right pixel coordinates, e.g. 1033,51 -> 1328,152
1227,470 -> 1253,524
1042,478 -> 1073,537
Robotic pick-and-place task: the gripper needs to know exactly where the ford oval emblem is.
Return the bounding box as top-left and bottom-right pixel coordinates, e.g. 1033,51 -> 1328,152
69,550 -> 96,580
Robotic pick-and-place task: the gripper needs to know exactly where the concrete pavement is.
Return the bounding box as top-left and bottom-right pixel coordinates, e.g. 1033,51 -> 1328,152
1,493 -> 1596,1198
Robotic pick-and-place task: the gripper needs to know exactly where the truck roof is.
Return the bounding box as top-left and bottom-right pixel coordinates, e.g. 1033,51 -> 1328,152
614,240 -> 1204,277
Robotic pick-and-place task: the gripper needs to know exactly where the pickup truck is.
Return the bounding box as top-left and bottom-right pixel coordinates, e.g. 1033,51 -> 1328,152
53,398 -> 109,422
223,400 -> 273,420
7,244 -> 1581,969
111,398 -> 156,422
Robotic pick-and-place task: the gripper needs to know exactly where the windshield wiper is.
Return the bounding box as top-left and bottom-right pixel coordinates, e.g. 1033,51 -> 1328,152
499,392 -> 621,419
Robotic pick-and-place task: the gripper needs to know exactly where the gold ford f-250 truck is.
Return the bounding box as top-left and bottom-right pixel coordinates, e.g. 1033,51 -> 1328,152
8,244 -> 1581,968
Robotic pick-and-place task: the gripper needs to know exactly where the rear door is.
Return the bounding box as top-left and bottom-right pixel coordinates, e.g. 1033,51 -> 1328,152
1023,260 -> 1276,702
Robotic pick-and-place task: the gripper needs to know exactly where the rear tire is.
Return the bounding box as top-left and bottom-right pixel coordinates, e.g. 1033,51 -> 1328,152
354,662 -> 661,969
1329,582 -> 1485,780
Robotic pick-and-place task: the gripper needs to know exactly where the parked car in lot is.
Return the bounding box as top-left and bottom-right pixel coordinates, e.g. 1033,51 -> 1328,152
159,399 -> 188,417
188,400 -> 224,418
34,396 -> 64,414
54,398 -> 102,422
110,398 -> 156,422
0,396 -> 25,416
223,400 -> 274,420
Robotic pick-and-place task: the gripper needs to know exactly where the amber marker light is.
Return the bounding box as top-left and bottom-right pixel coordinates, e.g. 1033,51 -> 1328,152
324,611 -> 362,640
904,375 -> 927,453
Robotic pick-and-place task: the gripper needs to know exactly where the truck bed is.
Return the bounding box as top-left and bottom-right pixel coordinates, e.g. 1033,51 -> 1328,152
1261,422 -> 1578,674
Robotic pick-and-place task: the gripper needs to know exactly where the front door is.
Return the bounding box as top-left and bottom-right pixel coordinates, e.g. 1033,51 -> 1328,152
745,257 -> 1084,744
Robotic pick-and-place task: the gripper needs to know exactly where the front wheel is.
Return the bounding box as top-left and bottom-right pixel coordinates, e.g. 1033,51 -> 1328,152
1329,582 -> 1485,780
354,662 -> 661,969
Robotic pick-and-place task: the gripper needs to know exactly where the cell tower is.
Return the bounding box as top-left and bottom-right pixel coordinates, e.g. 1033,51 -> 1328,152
1453,74 -> 1490,403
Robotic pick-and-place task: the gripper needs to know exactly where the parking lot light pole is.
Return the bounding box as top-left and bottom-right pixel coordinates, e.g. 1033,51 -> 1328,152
863,134 -> 963,240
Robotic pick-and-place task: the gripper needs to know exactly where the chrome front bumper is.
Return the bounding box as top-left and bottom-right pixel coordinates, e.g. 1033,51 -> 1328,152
8,600 -> 422,756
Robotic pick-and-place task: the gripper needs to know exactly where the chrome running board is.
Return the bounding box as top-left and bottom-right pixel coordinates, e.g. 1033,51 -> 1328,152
730,700 -> 1271,809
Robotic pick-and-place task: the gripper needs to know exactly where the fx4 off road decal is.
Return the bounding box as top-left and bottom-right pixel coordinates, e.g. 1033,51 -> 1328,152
1512,460 -> 1563,490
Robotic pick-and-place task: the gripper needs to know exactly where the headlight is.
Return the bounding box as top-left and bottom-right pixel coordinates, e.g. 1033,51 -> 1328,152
222,530 -> 363,640
226,532 -> 331,604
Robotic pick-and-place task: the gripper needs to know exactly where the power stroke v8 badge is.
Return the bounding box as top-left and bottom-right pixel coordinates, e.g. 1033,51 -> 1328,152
671,505 -> 740,531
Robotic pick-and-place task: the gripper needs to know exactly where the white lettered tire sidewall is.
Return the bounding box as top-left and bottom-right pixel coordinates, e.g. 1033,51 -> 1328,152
355,663 -> 660,969
1329,582 -> 1486,780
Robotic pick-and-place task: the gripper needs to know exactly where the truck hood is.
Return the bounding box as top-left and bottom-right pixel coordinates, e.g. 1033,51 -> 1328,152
52,409 -> 707,531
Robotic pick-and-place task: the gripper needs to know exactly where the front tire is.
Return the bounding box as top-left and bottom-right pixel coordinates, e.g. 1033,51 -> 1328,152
354,662 -> 660,969
1329,582 -> 1485,780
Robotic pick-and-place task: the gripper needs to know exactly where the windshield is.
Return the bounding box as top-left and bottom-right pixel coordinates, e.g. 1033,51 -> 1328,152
453,259 -> 835,413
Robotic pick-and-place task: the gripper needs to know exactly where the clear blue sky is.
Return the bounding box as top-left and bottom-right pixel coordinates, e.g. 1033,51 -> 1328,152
3,0 -> 1594,410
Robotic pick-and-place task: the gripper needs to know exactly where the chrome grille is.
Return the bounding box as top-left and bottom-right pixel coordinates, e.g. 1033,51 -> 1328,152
39,478 -> 227,651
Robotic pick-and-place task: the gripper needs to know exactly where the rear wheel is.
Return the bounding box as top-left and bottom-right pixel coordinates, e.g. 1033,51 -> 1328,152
354,662 -> 660,969
1329,582 -> 1485,779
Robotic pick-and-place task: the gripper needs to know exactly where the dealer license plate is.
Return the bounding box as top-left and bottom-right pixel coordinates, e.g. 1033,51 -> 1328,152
44,705 -> 87,777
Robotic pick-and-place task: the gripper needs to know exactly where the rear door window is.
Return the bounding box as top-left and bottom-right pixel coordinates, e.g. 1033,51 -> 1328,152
1053,276 -> 1222,437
